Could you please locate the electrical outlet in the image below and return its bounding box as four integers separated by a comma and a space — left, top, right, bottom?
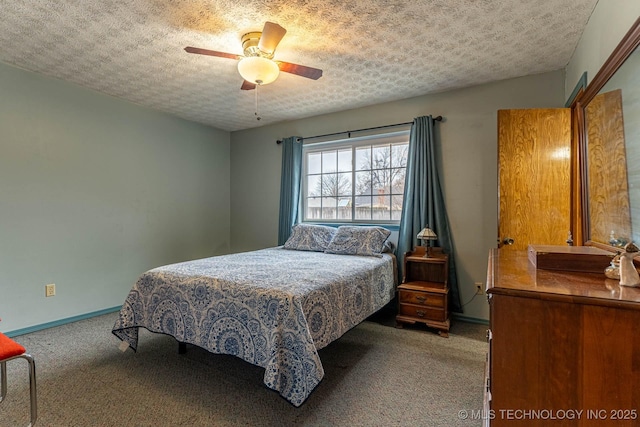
475, 282, 484, 295
45, 283, 56, 297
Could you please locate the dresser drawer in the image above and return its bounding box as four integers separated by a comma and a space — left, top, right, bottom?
399, 289, 445, 308
398, 303, 446, 322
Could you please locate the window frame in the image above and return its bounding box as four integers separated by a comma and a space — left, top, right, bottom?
301, 129, 410, 225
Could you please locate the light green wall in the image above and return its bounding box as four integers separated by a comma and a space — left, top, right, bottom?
230, 70, 565, 321
5, 1, 626, 330
565, 0, 640, 99
0, 62, 231, 333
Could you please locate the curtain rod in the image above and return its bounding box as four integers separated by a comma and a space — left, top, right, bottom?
276, 116, 443, 144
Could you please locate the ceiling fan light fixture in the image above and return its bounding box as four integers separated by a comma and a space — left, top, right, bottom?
237, 56, 280, 85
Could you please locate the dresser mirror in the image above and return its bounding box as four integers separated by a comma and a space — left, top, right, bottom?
579, 18, 640, 249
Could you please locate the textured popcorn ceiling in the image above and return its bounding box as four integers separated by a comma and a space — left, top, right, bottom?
0, 0, 598, 132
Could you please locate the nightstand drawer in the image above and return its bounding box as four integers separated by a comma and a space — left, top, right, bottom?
398, 289, 445, 308
398, 303, 447, 322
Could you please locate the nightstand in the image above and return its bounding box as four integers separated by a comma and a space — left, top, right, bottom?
395, 246, 450, 337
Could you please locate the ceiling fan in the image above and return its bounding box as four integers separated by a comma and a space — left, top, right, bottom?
185, 22, 323, 90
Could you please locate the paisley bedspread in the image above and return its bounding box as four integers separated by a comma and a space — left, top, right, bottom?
111, 247, 396, 406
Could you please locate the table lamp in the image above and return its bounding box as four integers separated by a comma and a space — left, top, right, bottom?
417, 227, 437, 257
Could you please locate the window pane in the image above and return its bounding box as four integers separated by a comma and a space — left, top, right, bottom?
308, 152, 322, 174
337, 198, 352, 220
337, 172, 352, 196
337, 149, 352, 172
355, 147, 371, 171
372, 169, 390, 195
392, 195, 404, 220
355, 171, 372, 195
306, 197, 322, 220
321, 197, 337, 219
373, 195, 391, 220
355, 196, 372, 220
322, 151, 337, 173
390, 168, 405, 194
392, 143, 409, 168
372, 145, 390, 170
321, 173, 334, 197
307, 175, 321, 197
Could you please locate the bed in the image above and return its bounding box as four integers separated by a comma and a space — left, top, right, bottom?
112, 225, 396, 406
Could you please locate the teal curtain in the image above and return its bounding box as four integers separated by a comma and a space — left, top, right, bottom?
397, 116, 462, 312
278, 136, 303, 245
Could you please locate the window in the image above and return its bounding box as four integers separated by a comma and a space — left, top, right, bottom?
302, 131, 409, 223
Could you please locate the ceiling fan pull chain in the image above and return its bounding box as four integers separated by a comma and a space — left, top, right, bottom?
255, 84, 261, 121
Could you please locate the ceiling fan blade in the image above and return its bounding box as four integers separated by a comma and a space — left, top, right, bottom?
184, 46, 241, 60
241, 80, 257, 91
258, 22, 287, 55
277, 61, 323, 80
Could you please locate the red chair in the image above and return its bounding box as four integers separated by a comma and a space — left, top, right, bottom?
0, 332, 37, 426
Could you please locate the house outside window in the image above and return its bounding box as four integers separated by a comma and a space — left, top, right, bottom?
302, 130, 409, 224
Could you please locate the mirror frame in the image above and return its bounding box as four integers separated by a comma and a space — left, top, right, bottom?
575, 17, 640, 251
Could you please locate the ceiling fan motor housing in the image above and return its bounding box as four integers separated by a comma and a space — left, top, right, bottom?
241, 32, 273, 58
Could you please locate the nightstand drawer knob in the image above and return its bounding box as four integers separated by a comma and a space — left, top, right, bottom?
416, 296, 427, 303
416, 310, 426, 318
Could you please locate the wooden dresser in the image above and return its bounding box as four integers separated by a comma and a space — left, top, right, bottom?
396, 246, 450, 337
485, 248, 640, 426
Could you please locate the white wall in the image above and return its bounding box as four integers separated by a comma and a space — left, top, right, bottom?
565, 1, 640, 98
0, 62, 231, 333
230, 70, 565, 322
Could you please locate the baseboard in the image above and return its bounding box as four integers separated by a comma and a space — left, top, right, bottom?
5, 306, 122, 338
452, 313, 489, 325
5, 306, 486, 337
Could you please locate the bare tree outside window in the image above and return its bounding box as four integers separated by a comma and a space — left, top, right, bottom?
314, 173, 352, 197
356, 145, 408, 206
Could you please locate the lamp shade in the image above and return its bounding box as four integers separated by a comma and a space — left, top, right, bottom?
417, 227, 437, 240
237, 56, 280, 85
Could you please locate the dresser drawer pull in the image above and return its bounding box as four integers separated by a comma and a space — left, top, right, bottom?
416, 296, 427, 303
416, 310, 426, 317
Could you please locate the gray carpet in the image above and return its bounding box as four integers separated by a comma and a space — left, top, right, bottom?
2, 312, 486, 426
